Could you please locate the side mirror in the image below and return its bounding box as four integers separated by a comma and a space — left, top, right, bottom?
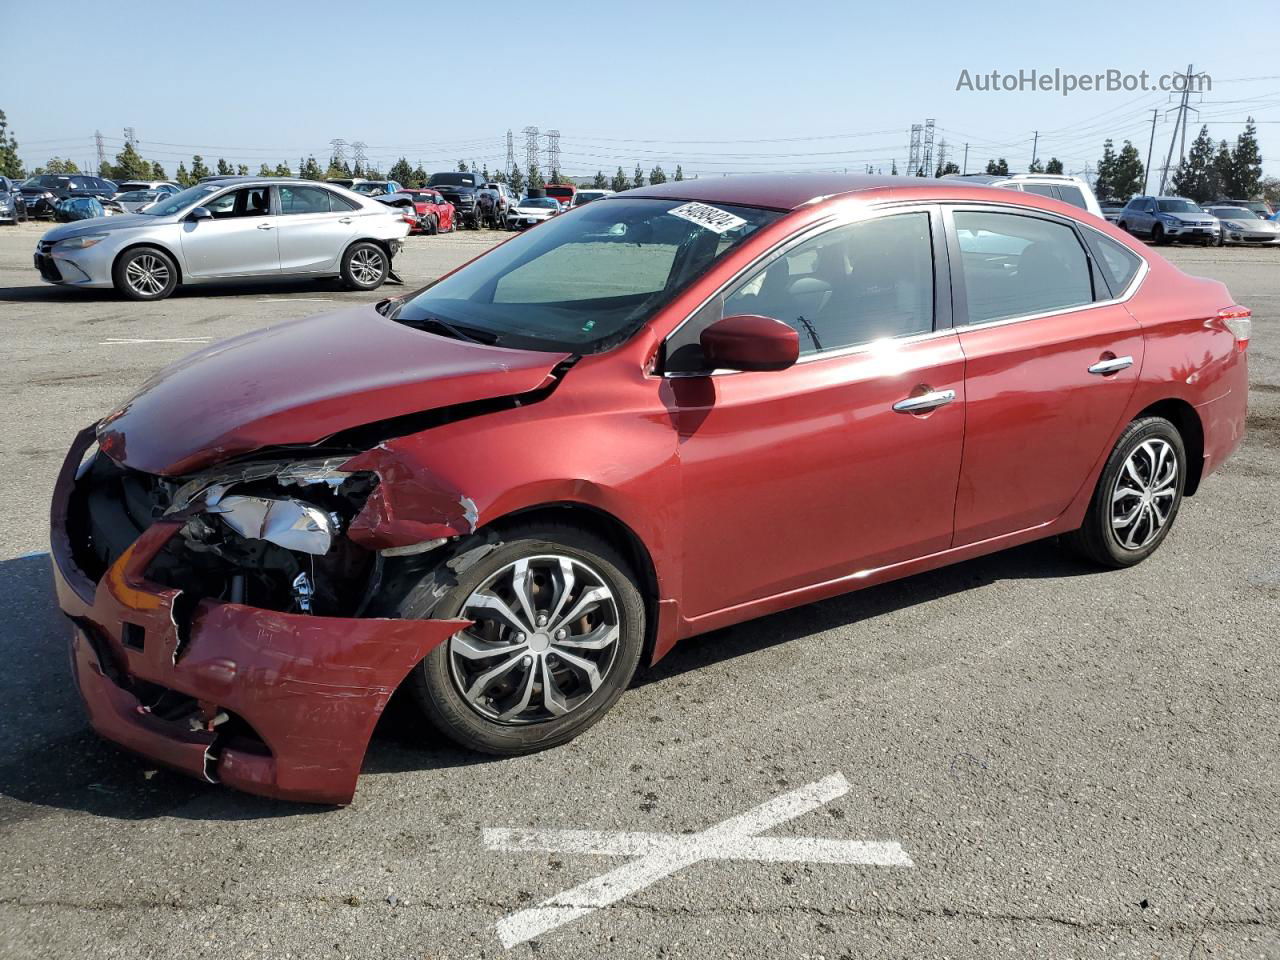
699, 314, 800, 373
188, 206, 213, 221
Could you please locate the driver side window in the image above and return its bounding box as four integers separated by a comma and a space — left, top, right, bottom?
207, 187, 272, 219
725, 213, 934, 357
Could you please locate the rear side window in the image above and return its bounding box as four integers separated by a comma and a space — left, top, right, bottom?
954, 211, 1094, 323
1055, 185, 1089, 210
1090, 233, 1143, 295
278, 185, 333, 215
721, 211, 935, 358
1021, 184, 1057, 199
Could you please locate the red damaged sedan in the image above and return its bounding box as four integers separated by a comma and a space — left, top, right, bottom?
402, 188, 455, 234
51, 175, 1249, 804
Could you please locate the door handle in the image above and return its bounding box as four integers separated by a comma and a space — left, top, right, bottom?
256, 222, 274, 230
338, 217, 353, 224
1087, 355, 1133, 375
893, 389, 957, 414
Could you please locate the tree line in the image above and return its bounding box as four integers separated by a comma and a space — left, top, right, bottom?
1, 108, 1272, 206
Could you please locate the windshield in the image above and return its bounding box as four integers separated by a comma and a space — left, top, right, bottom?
143, 183, 222, 217
352, 182, 385, 195
1157, 199, 1201, 213
519, 197, 560, 209
429, 173, 479, 187
1211, 207, 1258, 220
119, 190, 158, 201
394, 198, 780, 353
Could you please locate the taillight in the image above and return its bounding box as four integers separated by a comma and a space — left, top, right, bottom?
1218, 305, 1251, 351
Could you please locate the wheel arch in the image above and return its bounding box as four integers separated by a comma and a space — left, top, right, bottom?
1135, 397, 1205, 495
344, 236, 395, 264
486, 501, 663, 666
112, 241, 184, 286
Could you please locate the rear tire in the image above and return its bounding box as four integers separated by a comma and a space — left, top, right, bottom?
340, 241, 389, 291
383, 523, 646, 755
1117, 220, 1129, 233
1063, 416, 1186, 568
112, 246, 179, 301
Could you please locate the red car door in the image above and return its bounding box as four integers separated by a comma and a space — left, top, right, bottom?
947, 207, 1145, 545
665, 208, 967, 619
432, 193, 453, 231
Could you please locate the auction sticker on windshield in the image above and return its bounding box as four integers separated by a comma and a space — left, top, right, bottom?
668, 201, 748, 234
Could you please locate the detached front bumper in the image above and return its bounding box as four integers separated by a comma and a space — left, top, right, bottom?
51, 426, 465, 805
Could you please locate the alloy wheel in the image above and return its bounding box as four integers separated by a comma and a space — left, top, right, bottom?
1110, 438, 1178, 550
125, 254, 170, 297
349, 247, 385, 285
448, 555, 621, 724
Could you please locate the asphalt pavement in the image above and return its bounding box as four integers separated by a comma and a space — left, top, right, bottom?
0, 220, 1277, 959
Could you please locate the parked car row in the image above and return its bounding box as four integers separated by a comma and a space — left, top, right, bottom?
1114, 195, 1279, 246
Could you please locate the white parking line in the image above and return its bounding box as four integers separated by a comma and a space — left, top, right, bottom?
98, 337, 213, 345
256, 297, 334, 302
486, 772, 911, 948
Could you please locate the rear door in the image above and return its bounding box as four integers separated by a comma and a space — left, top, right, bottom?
667, 206, 967, 617
274, 185, 360, 273
179, 185, 280, 278
946, 206, 1144, 545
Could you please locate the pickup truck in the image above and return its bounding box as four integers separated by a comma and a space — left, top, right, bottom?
426, 172, 486, 229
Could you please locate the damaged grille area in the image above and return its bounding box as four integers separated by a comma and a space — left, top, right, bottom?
67, 450, 385, 617
67, 452, 172, 581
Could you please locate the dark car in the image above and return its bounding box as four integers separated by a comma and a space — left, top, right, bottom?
426, 171, 486, 229
0, 175, 29, 223
1099, 202, 1127, 224
19, 174, 117, 219
51, 175, 1249, 805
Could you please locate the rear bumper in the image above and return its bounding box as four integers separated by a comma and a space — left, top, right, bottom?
51, 426, 465, 805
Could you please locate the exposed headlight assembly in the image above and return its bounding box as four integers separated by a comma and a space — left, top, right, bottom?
167, 457, 361, 557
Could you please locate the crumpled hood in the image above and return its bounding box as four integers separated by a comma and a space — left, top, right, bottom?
98, 303, 571, 476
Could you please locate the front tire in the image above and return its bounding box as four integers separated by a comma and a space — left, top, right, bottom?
112, 246, 179, 301
340, 241, 389, 291
426, 214, 438, 236
1063, 416, 1186, 568
387, 524, 646, 755
1151, 224, 1167, 245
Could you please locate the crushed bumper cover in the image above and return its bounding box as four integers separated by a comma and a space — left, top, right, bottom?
52, 426, 466, 805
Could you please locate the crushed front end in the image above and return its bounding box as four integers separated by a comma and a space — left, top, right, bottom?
50, 425, 465, 805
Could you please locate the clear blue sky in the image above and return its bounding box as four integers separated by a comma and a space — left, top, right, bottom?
3, 0, 1276, 181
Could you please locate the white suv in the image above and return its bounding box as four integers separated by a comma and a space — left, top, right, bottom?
944, 172, 1103, 218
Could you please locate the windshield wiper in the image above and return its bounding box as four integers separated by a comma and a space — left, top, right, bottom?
397, 311, 498, 345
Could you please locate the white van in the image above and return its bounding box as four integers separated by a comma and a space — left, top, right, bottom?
943, 172, 1103, 219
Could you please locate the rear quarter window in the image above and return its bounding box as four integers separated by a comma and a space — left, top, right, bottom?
1089, 233, 1144, 295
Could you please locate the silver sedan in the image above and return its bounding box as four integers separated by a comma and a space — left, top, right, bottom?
34, 178, 411, 300
1206, 206, 1280, 245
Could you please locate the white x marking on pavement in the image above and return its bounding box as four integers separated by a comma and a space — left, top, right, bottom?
484, 772, 912, 948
